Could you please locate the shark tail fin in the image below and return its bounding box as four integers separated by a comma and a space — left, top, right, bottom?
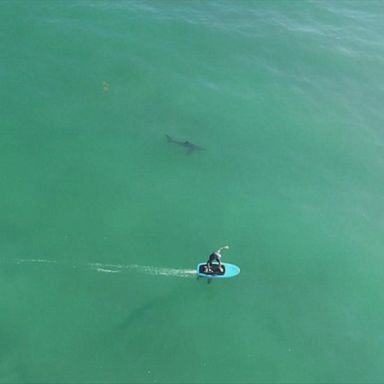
166, 134, 173, 143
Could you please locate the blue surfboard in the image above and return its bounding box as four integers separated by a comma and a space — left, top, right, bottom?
196, 262, 240, 279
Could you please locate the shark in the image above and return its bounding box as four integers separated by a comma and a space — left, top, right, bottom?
166, 134, 205, 153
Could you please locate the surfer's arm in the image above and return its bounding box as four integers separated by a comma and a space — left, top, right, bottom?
216, 245, 229, 253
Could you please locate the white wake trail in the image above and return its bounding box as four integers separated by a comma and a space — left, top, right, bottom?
17, 259, 58, 264
2, 258, 197, 279
88, 262, 196, 278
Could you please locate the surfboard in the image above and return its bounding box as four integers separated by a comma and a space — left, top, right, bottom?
196, 262, 240, 279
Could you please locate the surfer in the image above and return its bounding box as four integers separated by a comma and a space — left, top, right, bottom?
204, 245, 229, 274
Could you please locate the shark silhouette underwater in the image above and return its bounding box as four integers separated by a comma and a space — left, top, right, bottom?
166, 134, 205, 154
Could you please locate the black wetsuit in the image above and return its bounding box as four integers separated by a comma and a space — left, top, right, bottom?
207, 252, 221, 267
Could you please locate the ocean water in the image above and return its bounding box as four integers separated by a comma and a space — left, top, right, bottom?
1, 1, 384, 382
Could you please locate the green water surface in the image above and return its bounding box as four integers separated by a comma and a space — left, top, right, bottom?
1, 1, 384, 383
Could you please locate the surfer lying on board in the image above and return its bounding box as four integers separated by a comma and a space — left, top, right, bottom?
204, 245, 229, 273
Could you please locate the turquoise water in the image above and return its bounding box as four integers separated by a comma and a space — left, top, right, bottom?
1, 1, 384, 382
